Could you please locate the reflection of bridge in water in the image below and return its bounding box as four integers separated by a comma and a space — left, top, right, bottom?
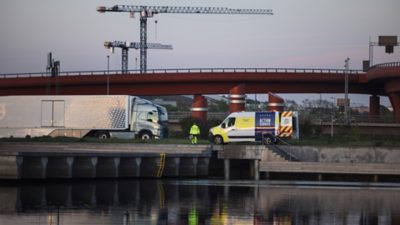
1, 180, 400, 224
1, 62, 400, 122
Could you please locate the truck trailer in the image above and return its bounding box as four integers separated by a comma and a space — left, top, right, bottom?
0, 95, 168, 139
209, 111, 299, 144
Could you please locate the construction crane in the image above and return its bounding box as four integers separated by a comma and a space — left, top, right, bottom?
97, 5, 273, 73
104, 41, 173, 72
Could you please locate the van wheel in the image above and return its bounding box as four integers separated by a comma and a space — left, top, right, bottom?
263, 137, 272, 145
97, 131, 110, 139
262, 134, 275, 145
139, 131, 152, 140
213, 135, 224, 145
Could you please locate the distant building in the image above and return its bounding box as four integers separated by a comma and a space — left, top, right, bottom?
352, 105, 369, 114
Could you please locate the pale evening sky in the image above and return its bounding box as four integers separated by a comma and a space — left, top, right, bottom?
0, 0, 399, 106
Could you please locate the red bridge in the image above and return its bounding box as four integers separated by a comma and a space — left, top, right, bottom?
1, 62, 400, 122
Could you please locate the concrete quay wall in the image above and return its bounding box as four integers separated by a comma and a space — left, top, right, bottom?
0, 143, 211, 179
280, 146, 400, 163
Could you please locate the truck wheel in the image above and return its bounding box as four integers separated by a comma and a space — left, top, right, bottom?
139, 131, 152, 140
97, 131, 110, 139
213, 135, 223, 145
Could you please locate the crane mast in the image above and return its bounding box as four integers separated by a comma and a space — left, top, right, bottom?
104, 41, 172, 72
97, 5, 273, 73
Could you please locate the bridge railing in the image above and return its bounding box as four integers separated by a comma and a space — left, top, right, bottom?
370, 62, 400, 69
0, 67, 363, 79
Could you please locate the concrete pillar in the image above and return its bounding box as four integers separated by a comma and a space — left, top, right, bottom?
140, 157, 159, 177
197, 158, 210, 177
91, 157, 98, 178
67, 157, 73, 178
173, 158, 180, 177
20, 157, 48, 179
267, 92, 284, 111
229, 84, 246, 112
41, 157, 48, 179
254, 160, 260, 181
163, 157, 180, 177
224, 159, 230, 180
179, 157, 198, 177
389, 93, 400, 123
369, 95, 380, 122
135, 158, 142, 177
96, 157, 120, 178
119, 157, 142, 177
191, 94, 208, 122
47, 157, 74, 178
72, 157, 97, 178
16, 157, 23, 179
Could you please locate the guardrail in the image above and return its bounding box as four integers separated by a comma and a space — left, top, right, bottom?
0, 67, 364, 79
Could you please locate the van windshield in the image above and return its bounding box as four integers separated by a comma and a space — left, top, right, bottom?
222, 117, 235, 128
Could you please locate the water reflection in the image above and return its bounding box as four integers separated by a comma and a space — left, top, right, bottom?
0, 180, 399, 225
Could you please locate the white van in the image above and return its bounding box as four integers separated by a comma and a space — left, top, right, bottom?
209, 111, 299, 144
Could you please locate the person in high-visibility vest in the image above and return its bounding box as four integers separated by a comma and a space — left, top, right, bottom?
189, 123, 201, 144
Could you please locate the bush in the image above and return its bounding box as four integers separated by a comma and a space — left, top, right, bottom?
299, 118, 322, 139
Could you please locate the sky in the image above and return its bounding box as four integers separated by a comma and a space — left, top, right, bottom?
0, 0, 399, 106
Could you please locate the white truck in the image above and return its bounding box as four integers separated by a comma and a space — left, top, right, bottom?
209, 111, 299, 144
0, 95, 168, 139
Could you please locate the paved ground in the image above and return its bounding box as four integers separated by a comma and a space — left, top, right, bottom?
0, 142, 212, 156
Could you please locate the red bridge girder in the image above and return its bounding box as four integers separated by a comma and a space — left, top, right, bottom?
0, 72, 376, 96
1, 66, 400, 122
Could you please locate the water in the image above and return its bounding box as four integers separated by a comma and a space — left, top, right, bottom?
0, 180, 400, 225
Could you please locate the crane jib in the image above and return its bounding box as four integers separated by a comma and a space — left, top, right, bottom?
100, 5, 273, 15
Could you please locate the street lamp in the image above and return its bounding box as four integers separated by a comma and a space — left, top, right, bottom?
330, 97, 336, 138
107, 55, 110, 95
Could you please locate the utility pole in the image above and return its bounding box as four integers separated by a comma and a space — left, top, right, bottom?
344, 58, 350, 123
107, 55, 110, 95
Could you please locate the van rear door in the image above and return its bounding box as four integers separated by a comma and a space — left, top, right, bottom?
255, 112, 277, 141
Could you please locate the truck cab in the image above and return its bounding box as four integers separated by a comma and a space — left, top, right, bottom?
129, 97, 168, 140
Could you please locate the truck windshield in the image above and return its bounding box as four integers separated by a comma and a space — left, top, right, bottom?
157, 106, 168, 122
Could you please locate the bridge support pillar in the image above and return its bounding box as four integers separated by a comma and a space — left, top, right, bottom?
229, 84, 246, 112
369, 95, 380, 121
267, 92, 284, 111
191, 94, 208, 122
389, 93, 400, 123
